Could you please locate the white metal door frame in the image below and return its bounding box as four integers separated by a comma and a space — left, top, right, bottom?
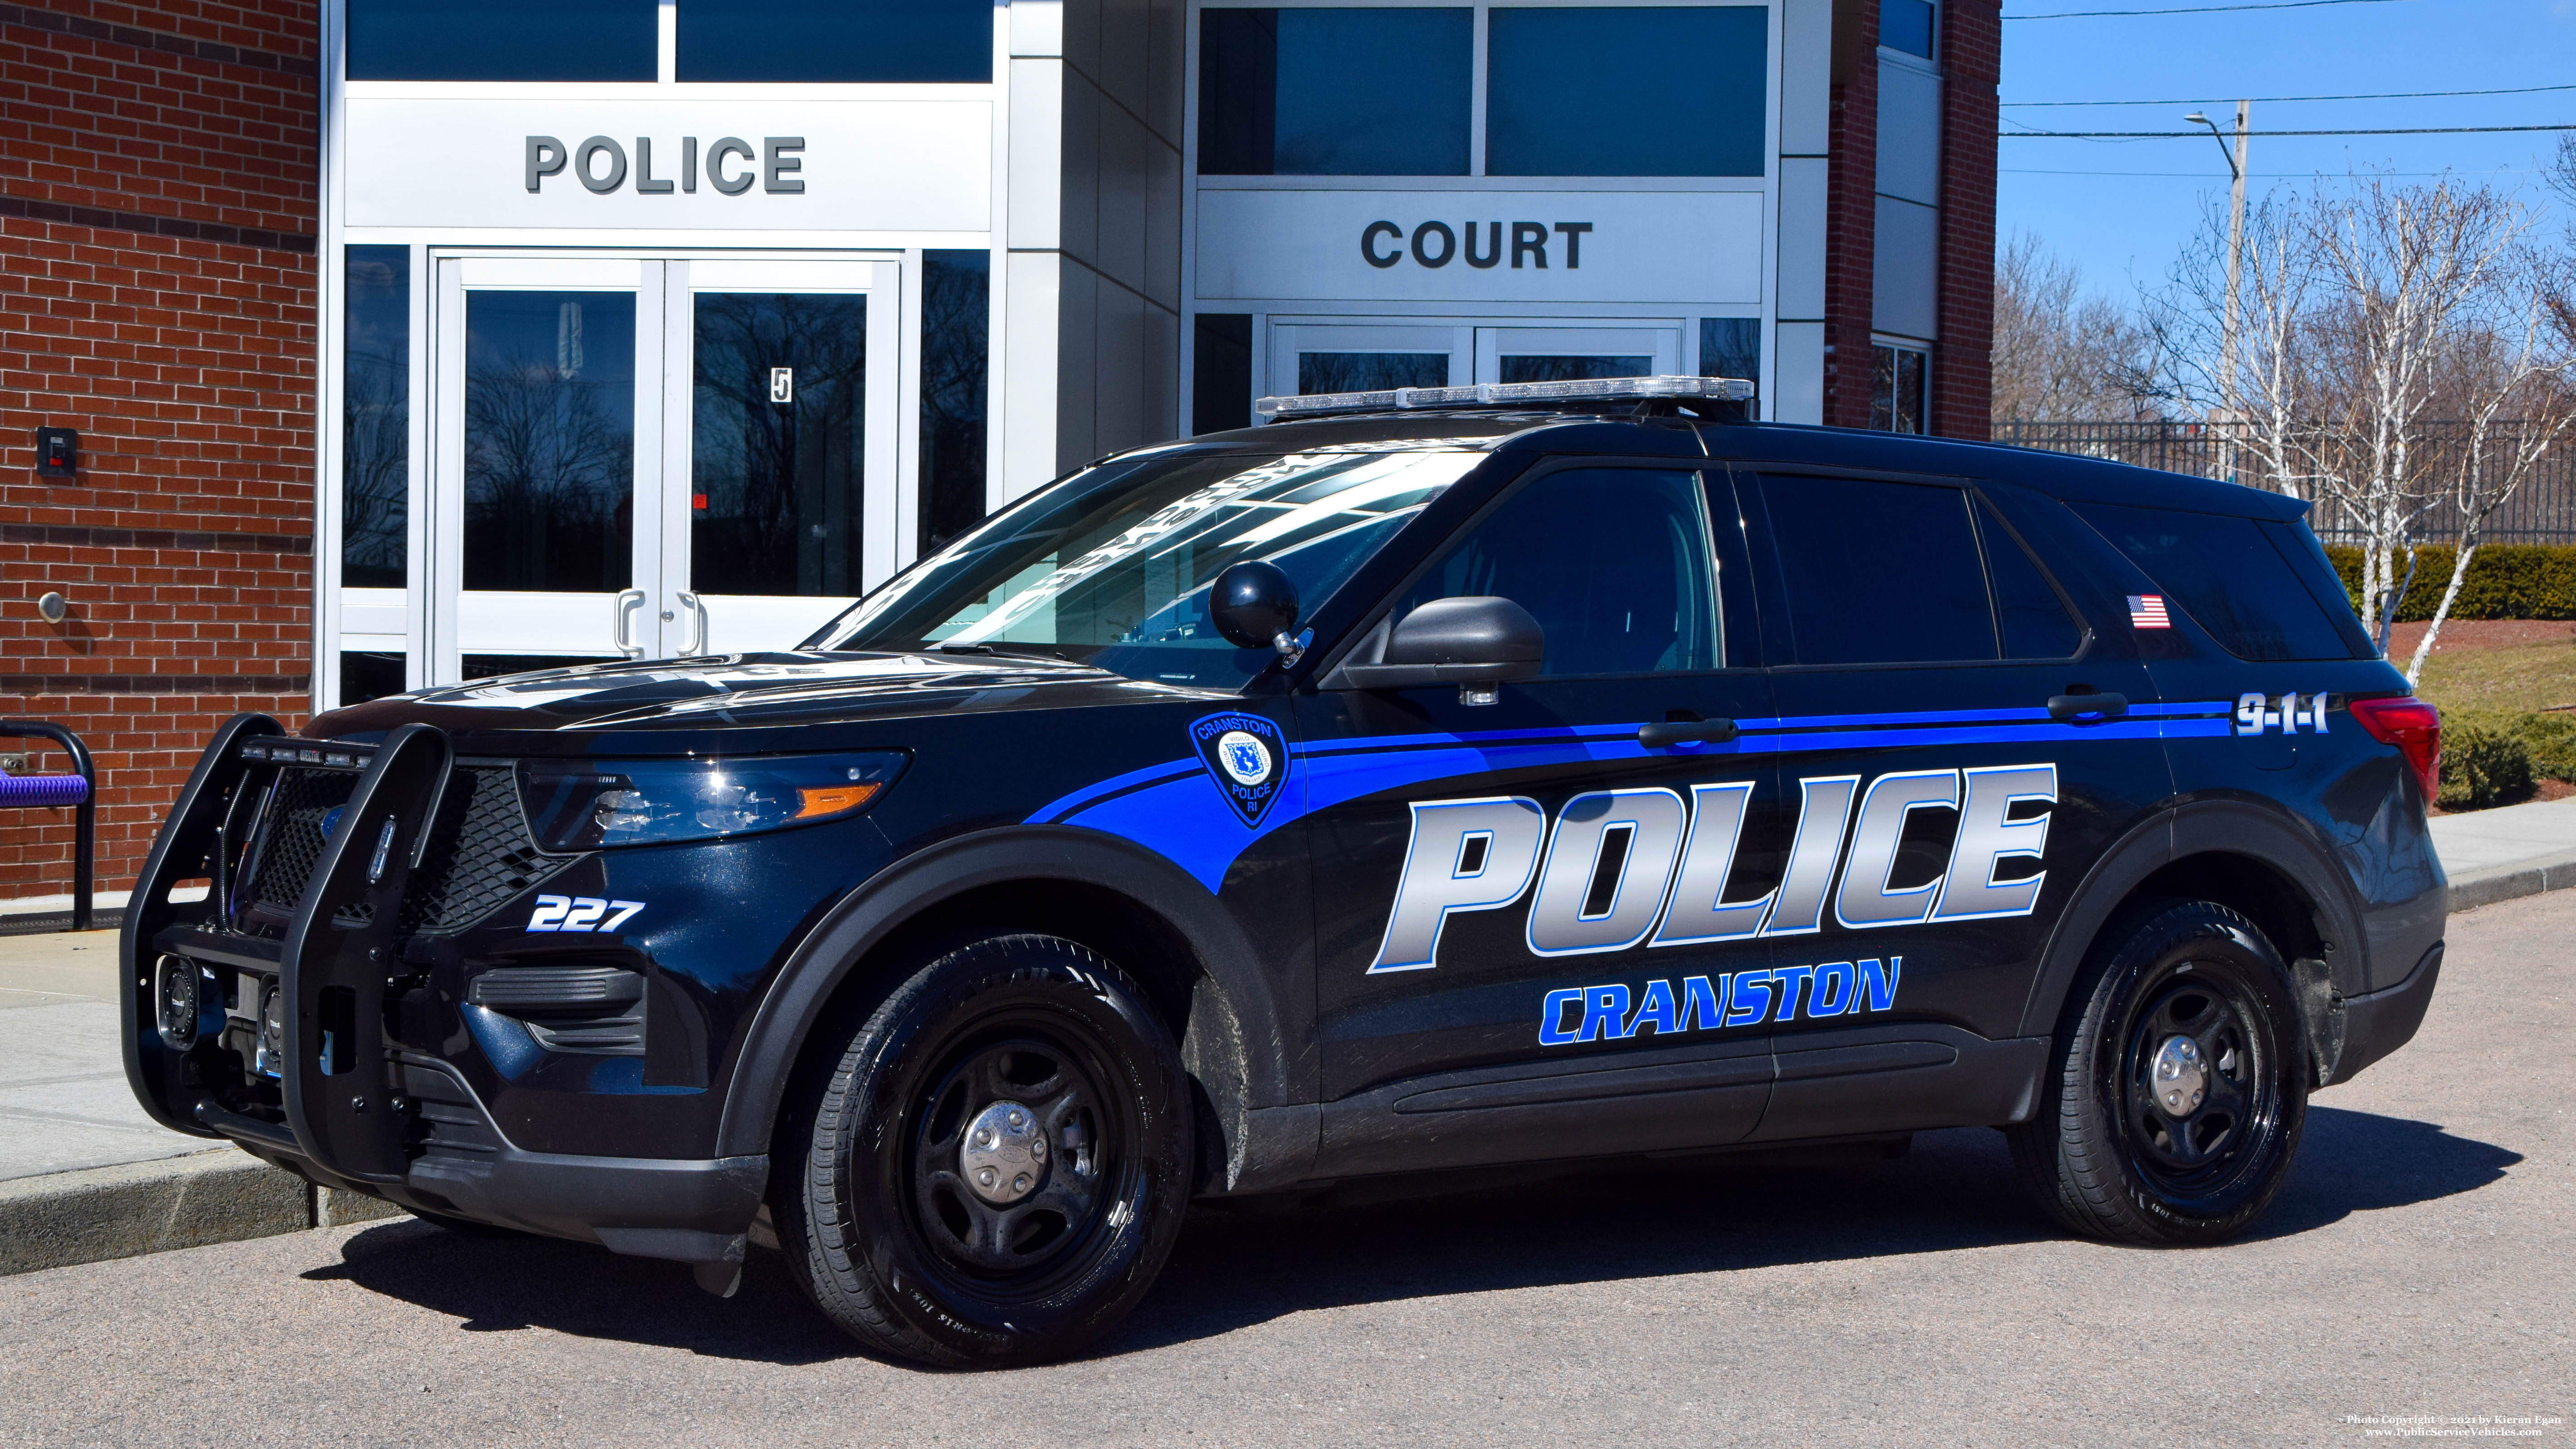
420, 248, 906, 685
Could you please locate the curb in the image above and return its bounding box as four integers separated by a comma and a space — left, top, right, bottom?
0, 1148, 408, 1278
2446, 848, 2576, 913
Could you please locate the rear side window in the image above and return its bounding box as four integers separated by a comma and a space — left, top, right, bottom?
2077, 503, 2364, 661
2260, 519, 2377, 657
1755, 475, 1997, 665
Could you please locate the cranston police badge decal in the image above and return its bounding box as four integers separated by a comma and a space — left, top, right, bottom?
1190, 711, 1288, 828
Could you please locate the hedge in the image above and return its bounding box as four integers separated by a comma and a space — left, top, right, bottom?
2325, 544, 2576, 621
2437, 710, 2576, 810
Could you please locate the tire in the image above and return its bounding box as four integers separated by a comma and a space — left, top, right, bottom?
2009, 900, 2310, 1246
774, 934, 1194, 1368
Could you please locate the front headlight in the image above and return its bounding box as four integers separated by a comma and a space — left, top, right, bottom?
518, 751, 908, 852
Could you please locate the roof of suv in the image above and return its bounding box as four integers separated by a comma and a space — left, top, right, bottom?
1179, 411, 2308, 523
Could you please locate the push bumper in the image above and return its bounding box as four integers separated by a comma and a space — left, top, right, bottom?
2327, 941, 2442, 1087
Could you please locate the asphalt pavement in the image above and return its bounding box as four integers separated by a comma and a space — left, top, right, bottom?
1, 891, 2567, 1446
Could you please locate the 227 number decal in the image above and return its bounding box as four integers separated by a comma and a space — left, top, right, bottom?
526, 895, 646, 933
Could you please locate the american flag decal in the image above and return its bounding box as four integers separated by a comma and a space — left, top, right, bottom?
2127, 594, 2172, 629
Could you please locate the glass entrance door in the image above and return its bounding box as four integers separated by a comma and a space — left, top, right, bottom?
432, 256, 659, 679
1263, 319, 1686, 400
667, 260, 900, 655
1268, 322, 1469, 395
1474, 325, 1683, 383
425, 256, 899, 683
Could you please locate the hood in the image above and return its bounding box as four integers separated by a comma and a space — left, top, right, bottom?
308, 651, 1228, 743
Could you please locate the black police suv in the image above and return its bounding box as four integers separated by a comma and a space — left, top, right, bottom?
123, 377, 2447, 1367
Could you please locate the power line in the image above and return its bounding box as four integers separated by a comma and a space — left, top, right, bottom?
2002, 123, 2576, 138
2003, 83, 2576, 108
2007, 0, 2411, 17
2002, 166, 2545, 177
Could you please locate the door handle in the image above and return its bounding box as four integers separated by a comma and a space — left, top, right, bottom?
2048, 691, 2129, 722
676, 592, 707, 656
1639, 718, 1739, 749
611, 588, 646, 659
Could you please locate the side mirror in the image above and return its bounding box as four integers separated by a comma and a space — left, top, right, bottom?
1332, 596, 1545, 690
1209, 561, 1302, 657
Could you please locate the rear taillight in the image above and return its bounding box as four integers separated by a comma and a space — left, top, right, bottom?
2349, 695, 2442, 801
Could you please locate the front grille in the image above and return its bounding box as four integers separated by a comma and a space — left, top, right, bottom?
401, 764, 574, 936
232, 754, 574, 939
245, 769, 361, 920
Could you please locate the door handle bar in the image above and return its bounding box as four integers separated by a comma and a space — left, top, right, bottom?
2048, 692, 2129, 722
677, 592, 707, 656
611, 588, 646, 659
1638, 718, 1740, 749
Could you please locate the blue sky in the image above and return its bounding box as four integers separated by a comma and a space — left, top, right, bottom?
1995, 0, 2576, 309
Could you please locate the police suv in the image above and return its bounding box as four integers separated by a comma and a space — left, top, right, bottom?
123, 377, 2447, 1367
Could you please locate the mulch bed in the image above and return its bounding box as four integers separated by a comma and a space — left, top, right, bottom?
2383, 619, 2576, 657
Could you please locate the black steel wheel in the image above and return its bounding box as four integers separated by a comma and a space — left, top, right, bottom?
2009, 900, 2309, 1245
775, 934, 1193, 1367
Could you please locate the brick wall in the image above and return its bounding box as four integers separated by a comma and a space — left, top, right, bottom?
1820, 0, 1880, 431
0, 0, 317, 905
1931, 0, 1998, 438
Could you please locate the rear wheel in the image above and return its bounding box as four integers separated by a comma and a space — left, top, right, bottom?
775, 934, 1193, 1367
2010, 901, 2308, 1245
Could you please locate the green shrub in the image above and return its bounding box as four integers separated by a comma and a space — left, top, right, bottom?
2507, 711, 2576, 784
2326, 544, 2576, 621
2438, 714, 2537, 810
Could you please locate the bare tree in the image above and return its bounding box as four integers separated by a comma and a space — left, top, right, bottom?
2309, 176, 2533, 645
2401, 249, 2576, 683
1990, 233, 2161, 421
2140, 191, 2333, 499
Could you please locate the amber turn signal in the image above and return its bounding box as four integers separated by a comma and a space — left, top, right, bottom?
795, 783, 883, 819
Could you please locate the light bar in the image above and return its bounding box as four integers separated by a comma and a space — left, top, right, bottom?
1253, 374, 1756, 421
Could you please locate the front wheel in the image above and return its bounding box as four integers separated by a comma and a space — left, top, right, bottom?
775, 934, 1194, 1367
2009, 901, 2309, 1245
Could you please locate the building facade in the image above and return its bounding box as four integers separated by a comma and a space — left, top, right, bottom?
0, 0, 1996, 907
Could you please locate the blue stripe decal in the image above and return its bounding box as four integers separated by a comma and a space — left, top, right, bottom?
1027, 759, 1205, 824
1036, 704, 2195, 893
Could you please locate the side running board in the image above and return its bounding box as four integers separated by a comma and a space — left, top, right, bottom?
278, 722, 453, 1184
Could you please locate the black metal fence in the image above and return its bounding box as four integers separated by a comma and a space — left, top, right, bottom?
1989, 419, 2576, 545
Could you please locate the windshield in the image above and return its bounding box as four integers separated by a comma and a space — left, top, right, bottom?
806, 444, 1490, 688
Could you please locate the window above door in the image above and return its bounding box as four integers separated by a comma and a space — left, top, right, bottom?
345, 0, 994, 83
1195, 3, 1773, 180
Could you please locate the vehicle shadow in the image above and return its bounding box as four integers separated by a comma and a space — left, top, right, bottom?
305, 1104, 2516, 1366
1107, 1104, 2519, 1355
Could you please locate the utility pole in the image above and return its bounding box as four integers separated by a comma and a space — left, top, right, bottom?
2188, 102, 2253, 405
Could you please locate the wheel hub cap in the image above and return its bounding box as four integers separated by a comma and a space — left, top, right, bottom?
2151, 1035, 2208, 1117
960, 1100, 1049, 1204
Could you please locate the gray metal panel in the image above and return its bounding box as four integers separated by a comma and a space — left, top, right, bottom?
1872, 195, 1940, 340
1874, 59, 1943, 207
1777, 156, 1828, 321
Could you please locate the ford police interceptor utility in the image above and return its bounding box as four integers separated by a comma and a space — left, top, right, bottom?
122, 376, 2448, 1367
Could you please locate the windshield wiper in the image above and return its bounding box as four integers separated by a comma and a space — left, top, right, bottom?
934, 642, 1076, 663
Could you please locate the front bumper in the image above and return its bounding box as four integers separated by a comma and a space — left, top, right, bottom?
2328, 940, 2442, 1087
208, 1063, 767, 1266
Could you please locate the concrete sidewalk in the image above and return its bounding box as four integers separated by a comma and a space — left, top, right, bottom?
0, 930, 396, 1274
2426, 794, 2576, 910
5, 790, 2575, 1274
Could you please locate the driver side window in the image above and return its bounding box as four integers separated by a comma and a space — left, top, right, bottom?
1393, 467, 1721, 676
